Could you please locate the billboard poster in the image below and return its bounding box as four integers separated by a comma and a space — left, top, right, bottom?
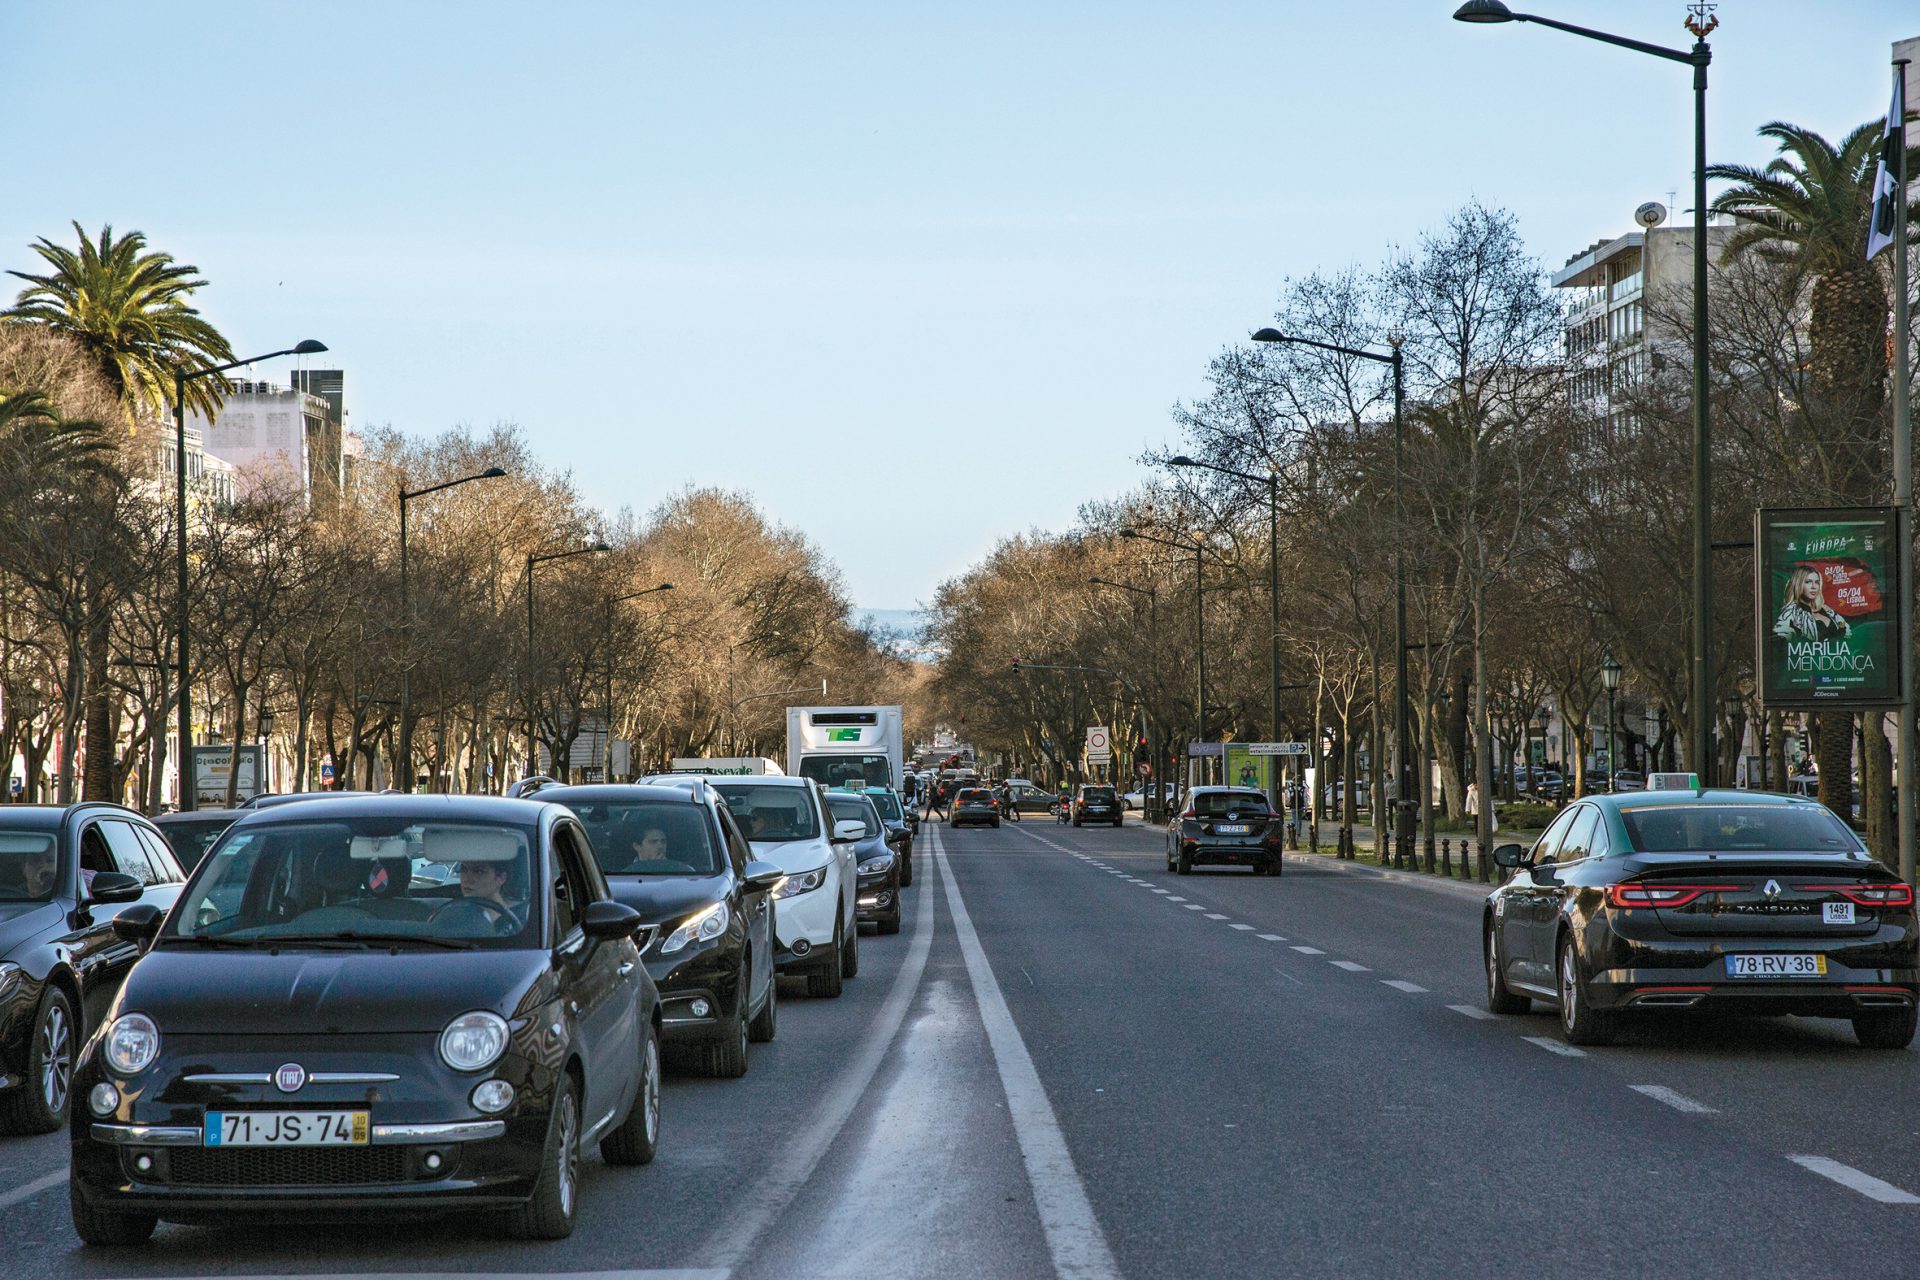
192, 744, 265, 805
1223, 743, 1274, 795
1756, 507, 1902, 708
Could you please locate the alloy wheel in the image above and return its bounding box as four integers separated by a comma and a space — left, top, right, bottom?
555, 1088, 579, 1218
642, 1034, 661, 1146
1560, 945, 1578, 1029
39, 1001, 71, 1116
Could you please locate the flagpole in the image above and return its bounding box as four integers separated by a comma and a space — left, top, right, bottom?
1894, 58, 1914, 884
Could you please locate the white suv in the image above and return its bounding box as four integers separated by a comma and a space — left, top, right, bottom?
668, 774, 861, 997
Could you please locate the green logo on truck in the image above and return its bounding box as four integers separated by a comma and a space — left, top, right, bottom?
827, 728, 861, 742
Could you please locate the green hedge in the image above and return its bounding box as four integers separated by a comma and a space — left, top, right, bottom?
1493, 802, 1557, 830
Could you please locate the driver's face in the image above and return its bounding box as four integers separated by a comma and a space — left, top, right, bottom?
22, 848, 54, 896
636, 829, 669, 858
459, 861, 509, 903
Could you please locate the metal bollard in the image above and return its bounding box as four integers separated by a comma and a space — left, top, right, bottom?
1440, 837, 1452, 877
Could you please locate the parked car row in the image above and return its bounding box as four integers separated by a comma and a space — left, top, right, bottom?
0, 770, 923, 1247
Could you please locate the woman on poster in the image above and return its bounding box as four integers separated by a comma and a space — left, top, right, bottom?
1772, 565, 1851, 643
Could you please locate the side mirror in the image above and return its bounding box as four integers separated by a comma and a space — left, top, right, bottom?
111, 902, 165, 945
89, 871, 145, 905
581, 900, 644, 941
742, 860, 786, 893
1490, 843, 1525, 869
831, 819, 865, 844
1527, 862, 1559, 886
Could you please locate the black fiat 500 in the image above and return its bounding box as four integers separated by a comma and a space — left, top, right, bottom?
68, 795, 661, 1246
541, 782, 782, 1079
1166, 787, 1285, 876
1485, 791, 1918, 1048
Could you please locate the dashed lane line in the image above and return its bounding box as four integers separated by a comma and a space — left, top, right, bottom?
1203, 912, 1229, 920
1291, 945, 1326, 955
1381, 979, 1428, 993
1329, 960, 1370, 972
1522, 1036, 1586, 1058
1184, 904, 1207, 911
1448, 1005, 1496, 1020
1257, 933, 1286, 942
1789, 1156, 1920, 1204
1228, 924, 1255, 931
1629, 1085, 1716, 1114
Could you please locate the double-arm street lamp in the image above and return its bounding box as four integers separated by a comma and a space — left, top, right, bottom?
524, 542, 611, 777
174, 339, 327, 811
398, 466, 508, 792
604, 583, 674, 781
1250, 326, 1414, 865
1118, 527, 1217, 786
1455, 0, 1717, 786
1088, 577, 1165, 820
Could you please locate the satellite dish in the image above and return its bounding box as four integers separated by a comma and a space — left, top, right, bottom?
1635, 202, 1668, 228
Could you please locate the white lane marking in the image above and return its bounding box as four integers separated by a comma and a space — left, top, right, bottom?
1329, 960, 1370, 972
935, 830, 1123, 1278
1789, 1156, 1920, 1204
97, 1272, 729, 1280
1166, 896, 1188, 902
1203, 913, 1229, 920
703, 836, 936, 1271
1228, 923, 1255, 932
1184, 904, 1207, 911
1257, 934, 1287, 942
1522, 1036, 1586, 1058
1629, 1085, 1716, 1114
1448, 1004, 1496, 1020
1153, 889, 1172, 895
1382, 979, 1428, 993
1291, 945, 1326, 955
0, 1168, 63, 1212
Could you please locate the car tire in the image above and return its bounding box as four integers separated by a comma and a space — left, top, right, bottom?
991, 819, 1001, 828
841, 912, 860, 978
807, 919, 846, 998
0, 987, 74, 1136
69, 1179, 156, 1247
879, 901, 903, 936
1852, 1007, 1917, 1050
748, 967, 778, 1042
898, 851, 914, 887
509, 1075, 581, 1239
1484, 928, 1529, 1015
1557, 935, 1615, 1046
699, 1006, 750, 1079
1176, 850, 1193, 876
601, 1026, 663, 1165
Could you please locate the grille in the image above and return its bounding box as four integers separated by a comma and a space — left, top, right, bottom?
162, 1145, 411, 1187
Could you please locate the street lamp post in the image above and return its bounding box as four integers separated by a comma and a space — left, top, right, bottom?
1252, 326, 1412, 865
1089, 576, 1163, 821
173, 339, 327, 811
1119, 527, 1214, 788
524, 542, 611, 779
1601, 652, 1623, 794
604, 584, 674, 781
398, 467, 507, 792
1455, 0, 1716, 786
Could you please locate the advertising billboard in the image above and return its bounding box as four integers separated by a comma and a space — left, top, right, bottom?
191, 744, 265, 805
1755, 507, 1902, 708
1223, 743, 1274, 795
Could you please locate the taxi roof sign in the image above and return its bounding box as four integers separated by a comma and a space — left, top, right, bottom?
1647, 772, 1701, 791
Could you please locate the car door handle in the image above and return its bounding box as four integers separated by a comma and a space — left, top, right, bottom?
617, 962, 635, 976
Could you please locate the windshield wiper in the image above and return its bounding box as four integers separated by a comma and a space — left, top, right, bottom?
166, 933, 269, 948
260, 931, 478, 951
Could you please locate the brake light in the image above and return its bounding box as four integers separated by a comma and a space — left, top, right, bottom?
1804, 883, 1916, 908
1605, 883, 1738, 909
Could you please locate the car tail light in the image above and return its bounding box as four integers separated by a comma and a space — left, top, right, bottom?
1605, 883, 1738, 909
1804, 883, 1916, 908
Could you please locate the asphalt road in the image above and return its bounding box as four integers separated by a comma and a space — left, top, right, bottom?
5, 816, 1920, 1278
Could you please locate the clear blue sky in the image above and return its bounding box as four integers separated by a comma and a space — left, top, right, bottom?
4, 2, 1912, 610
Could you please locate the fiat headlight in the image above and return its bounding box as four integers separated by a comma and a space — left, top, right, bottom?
439, 1011, 509, 1072
104, 1013, 161, 1075
774, 867, 827, 899
659, 902, 730, 955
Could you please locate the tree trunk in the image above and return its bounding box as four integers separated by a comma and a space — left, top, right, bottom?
1816, 709, 1854, 826
1862, 712, 1893, 865
81, 616, 113, 801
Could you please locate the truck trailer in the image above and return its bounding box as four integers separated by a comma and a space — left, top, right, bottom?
786, 705, 903, 792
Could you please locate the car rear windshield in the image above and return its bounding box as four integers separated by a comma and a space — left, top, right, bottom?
556, 799, 721, 875
868, 791, 902, 820
1621, 804, 1862, 854
957, 789, 993, 803
825, 794, 882, 837
712, 783, 820, 842
1190, 792, 1271, 818
1082, 787, 1116, 801
0, 832, 58, 902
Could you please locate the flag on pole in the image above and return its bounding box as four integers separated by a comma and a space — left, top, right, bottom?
1867, 64, 1906, 261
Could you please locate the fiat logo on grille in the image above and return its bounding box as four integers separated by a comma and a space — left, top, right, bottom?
274, 1062, 307, 1094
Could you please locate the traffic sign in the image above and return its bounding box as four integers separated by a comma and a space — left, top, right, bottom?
1085, 726, 1111, 762
319, 756, 336, 783
1135, 761, 1152, 778
1248, 742, 1308, 756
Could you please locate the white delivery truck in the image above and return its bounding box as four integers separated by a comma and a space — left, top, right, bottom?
786, 706, 904, 792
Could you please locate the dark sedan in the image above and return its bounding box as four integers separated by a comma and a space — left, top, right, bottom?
1484, 790, 1917, 1048
1166, 787, 1284, 876
0, 804, 185, 1134
1072, 784, 1123, 828
862, 787, 916, 886
826, 792, 902, 936
542, 783, 782, 1079
69, 795, 660, 1245
949, 788, 1001, 829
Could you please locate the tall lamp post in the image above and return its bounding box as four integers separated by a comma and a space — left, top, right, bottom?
1455, 0, 1717, 785
1252, 325, 1412, 865
1169, 455, 1285, 805
604, 583, 674, 781
1089, 576, 1163, 821
524, 543, 611, 778
1601, 652, 1623, 793
399, 466, 508, 792
1119, 527, 1215, 787
173, 339, 327, 811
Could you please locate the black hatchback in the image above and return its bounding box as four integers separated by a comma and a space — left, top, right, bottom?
69, 796, 661, 1245
1166, 787, 1284, 876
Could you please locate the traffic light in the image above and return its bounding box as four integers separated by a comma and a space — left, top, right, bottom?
1011, 658, 1021, 672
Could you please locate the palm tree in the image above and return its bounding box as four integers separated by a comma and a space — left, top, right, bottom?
3, 222, 235, 428
0, 388, 117, 496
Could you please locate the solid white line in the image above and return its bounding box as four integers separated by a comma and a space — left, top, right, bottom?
1381, 979, 1428, 993
1522, 1036, 1586, 1058
1228, 923, 1255, 931
1329, 960, 1370, 972
1629, 1085, 1716, 1114
1203, 913, 1229, 920
102, 1273, 730, 1280
935, 831, 1122, 1279
1257, 933, 1287, 942
0, 1168, 63, 1212
1291, 945, 1326, 955
1447, 1004, 1496, 1020
702, 838, 936, 1271
1789, 1156, 1920, 1204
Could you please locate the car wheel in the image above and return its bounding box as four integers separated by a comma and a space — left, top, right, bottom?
1176, 850, 1193, 876
601, 1025, 663, 1165
701, 1006, 750, 1079
1852, 1006, 1917, 1050
509, 1074, 581, 1238
748, 967, 778, 1042
991, 819, 1001, 827
1484, 928, 1529, 1015
841, 911, 860, 978
898, 850, 914, 887
69, 1178, 156, 1247
879, 895, 903, 935
1557, 935, 1615, 1046
0, 987, 74, 1135
807, 918, 845, 998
